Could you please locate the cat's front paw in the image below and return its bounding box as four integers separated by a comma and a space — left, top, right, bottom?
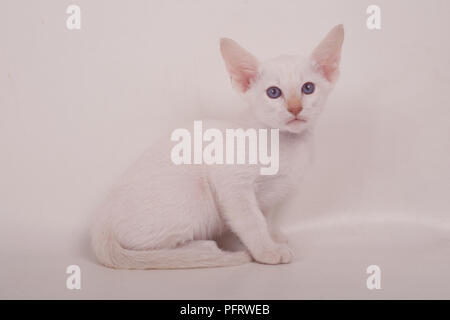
252, 244, 293, 265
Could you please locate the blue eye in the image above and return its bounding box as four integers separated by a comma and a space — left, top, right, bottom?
266, 86, 282, 99
302, 82, 315, 95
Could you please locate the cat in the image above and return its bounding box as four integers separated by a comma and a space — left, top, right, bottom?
91, 25, 344, 269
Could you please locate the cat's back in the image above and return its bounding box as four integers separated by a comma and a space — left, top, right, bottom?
111, 117, 264, 195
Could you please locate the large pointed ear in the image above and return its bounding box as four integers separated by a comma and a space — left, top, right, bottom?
220, 38, 259, 93
311, 24, 344, 83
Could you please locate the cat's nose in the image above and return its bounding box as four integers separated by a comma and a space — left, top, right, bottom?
287, 94, 303, 116
288, 105, 303, 116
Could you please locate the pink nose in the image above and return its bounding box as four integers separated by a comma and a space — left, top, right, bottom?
288, 105, 303, 116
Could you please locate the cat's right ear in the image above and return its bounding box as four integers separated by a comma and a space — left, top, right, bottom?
220, 38, 259, 93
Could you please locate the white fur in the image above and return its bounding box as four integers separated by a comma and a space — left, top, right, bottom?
91, 25, 344, 269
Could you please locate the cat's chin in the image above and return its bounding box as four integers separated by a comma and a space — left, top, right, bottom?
282, 119, 308, 134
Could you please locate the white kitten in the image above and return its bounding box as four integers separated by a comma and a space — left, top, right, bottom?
91, 25, 344, 269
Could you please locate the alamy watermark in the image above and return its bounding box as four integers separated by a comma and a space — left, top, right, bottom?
170, 121, 279, 175
66, 5, 81, 30
66, 265, 81, 290
367, 5, 381, 30
366, 265, 382, 290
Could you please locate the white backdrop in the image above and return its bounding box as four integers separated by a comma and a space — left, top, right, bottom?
1, 0, 449, 299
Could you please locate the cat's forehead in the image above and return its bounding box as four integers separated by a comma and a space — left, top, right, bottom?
259, 54, 312, 80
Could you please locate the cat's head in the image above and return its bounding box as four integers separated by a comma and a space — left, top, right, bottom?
220, 25, 344, 134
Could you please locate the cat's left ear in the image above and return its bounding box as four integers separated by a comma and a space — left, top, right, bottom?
311, 24, 344, 83
220, 38, 259, 93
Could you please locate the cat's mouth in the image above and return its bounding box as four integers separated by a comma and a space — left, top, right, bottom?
286, 118, 307, 125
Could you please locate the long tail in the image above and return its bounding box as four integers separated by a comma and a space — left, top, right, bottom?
91, 223, 252, 270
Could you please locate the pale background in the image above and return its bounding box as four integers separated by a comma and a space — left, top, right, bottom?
0, 0, 449, 299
